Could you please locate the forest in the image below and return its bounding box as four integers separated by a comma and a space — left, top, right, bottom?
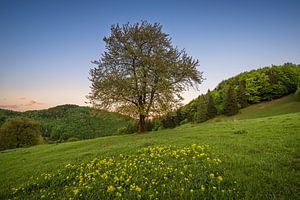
155, 63, 300, 129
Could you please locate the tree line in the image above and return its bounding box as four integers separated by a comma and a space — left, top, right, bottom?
127, 63, 300, 131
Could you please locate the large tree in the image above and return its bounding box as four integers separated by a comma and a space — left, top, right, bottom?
88, 21, 203, 132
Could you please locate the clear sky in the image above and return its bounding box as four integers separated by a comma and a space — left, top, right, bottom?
0, 0, 300, 111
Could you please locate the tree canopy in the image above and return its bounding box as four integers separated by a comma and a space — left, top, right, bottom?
168, 63, 300, 126
0, 117, 42, 150
88, 21, 203, 132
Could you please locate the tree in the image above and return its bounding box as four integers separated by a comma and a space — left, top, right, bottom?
194, 94, 208, 123
206, 90, 217, 118
224, 86, 239, 116
238, 79, 248, 108
88, 21, 203, 132
0, 117, 42, 150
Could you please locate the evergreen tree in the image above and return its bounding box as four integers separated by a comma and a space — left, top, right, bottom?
238, 79, 248, 108
206, 90, 217, 118
194, 95, 208, 123
224, 86, 239, 116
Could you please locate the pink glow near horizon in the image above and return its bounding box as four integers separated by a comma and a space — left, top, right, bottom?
0, 97, 48, 112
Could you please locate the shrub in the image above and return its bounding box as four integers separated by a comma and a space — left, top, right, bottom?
0, 117, 42, 150
116, 122, 139, 135
152, 119, 163, 131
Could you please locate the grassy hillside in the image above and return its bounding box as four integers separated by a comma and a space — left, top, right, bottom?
177, 64, 300, 125
0, 105, 134, 142
214, 94, 300, 121
0, 112, 299, 199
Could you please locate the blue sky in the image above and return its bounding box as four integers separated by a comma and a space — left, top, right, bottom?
0, 0, 300, 111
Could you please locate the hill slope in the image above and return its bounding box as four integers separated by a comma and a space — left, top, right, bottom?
0, 112, 299, 199
178, 63, 300, 125
0, 105, 134, 141
214, 94, 300, 121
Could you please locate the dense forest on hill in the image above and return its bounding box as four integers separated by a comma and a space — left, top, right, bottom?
156, 63, 300, 128
0, 105, 133, 142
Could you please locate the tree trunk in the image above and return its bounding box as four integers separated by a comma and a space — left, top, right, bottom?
139, 114, 146, 133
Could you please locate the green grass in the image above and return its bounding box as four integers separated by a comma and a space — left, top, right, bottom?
9, 145, 236, 199
1, 112, 299, 199
213, 94, 300, 121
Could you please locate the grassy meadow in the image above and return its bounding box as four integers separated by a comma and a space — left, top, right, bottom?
0, 108, 299, 199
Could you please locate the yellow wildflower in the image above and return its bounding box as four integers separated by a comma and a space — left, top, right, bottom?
73, 189, 79, 196
135, 185, 142, 192
107, 185, 115, 193
217, 175, 223, 182
201, 185, 205, 192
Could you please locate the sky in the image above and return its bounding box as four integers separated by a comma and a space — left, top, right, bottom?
0, 0, 300, 111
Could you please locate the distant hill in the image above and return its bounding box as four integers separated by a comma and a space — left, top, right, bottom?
0, 105, 134, 142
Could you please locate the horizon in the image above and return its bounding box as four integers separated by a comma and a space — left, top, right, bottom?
1, 0, 300, 111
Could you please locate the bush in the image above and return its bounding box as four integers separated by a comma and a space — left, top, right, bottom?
0, 117, 42, 150
152, 119, 163, 131
116, 122, 139, 135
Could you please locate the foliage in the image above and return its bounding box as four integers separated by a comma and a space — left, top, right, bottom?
88, 21, 203, 132
175, 63, 300, 124
152, 118, 163, 131
194, 95, 208, 123
295, 84, 300, 100
224, 86, 239, 116
0, 117, 42, 150
238, 79, 248, 108
116, 121, 139, 135
206, 90, 218, 118
0, 105, 134, 142
10, 145, 238, 199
